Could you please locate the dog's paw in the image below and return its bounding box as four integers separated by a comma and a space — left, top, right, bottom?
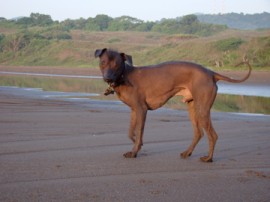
180, 151, 192, 159
200, 156, 213, 163
123, 151, 137, 158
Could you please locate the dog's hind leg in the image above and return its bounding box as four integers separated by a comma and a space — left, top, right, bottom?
181, 101, 204, 159
199, 117, 218, 162
197, 86, 218, 162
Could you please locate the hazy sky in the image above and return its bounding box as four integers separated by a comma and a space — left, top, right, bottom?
1, 0, 270, 21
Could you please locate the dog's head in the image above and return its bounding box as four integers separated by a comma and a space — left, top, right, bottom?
95, 48, 132, 84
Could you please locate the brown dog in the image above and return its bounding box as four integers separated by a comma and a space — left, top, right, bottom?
95, 48, 251, 162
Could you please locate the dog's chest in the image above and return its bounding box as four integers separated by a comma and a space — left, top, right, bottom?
114, 87, 134, 106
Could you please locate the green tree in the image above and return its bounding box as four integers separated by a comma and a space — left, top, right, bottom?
30, 13, 53, 26
152, 19, 181, 34
1, 32, 30, 52
94, 14, 112, 31
73, 18, 87, 29
61, 19, 76, 30
16, 13, 53, 27
85, 18, 100, 31
179, 14, 200, 34
135, 22, 154, 31
16, 17, 33, 26
180, 14, 199, 26
0, 33, 5, 52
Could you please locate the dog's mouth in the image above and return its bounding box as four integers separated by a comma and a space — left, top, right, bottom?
103, 64, 125, 87
103, 70, 116, 83
104, 78, 115, 84
103, 78, 117, 88
104, 78, 112, 83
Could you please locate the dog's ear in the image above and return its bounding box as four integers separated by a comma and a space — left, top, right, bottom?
120, 53, 133, 65
95, 48, 107, 58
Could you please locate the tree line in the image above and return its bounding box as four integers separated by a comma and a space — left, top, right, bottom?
1, 13, 227, 36
198, 12, 270, 30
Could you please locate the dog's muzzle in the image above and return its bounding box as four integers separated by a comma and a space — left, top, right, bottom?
103, 69, 118, 83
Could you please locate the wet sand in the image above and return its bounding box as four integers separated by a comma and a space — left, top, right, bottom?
0, 86, 270, 201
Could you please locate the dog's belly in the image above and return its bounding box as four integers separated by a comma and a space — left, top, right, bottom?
145, 98, 167, 110
175, 88, 193, 103
145, 88, 192, 110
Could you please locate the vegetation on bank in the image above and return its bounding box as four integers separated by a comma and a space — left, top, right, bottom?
167, 94, 270, 114
0, 13, 269, 69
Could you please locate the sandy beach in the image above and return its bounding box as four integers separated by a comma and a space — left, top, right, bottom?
0, 66, 270, 201
0, 88, 269, 201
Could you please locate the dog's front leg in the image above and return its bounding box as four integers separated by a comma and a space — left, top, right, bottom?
128, 110, 136, 143
124, 106, 147, 158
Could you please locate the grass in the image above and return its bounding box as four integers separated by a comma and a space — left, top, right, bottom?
214, 94, 270, 114
214, 38, 244, 51
1, 29, 270, 70
166, 94, 270, 114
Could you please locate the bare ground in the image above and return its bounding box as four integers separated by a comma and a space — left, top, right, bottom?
0, 84, 269, 201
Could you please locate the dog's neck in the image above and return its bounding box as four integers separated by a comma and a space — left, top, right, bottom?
110, 62, 134, 88
104, 63, 134, 96
111, 61, 125, 87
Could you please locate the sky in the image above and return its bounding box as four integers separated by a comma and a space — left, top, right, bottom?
1, 0, 270, 21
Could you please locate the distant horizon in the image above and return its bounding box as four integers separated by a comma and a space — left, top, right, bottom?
4, 11, 270, 22
1, 0, 269, 22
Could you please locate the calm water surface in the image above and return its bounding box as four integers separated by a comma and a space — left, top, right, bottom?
1, 71, 269, 97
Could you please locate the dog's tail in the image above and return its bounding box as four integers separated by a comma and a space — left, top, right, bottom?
214, 61, 252, 83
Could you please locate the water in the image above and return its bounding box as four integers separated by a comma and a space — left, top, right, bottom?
1, 85, 269, 117
0, 86, 128, 112
0, 86, 100, 99
1, 71, 269, 97
0, 71, 103, 79
217, 83, 270, 97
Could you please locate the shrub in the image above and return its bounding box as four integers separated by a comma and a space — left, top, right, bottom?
215, 37, 244, 51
